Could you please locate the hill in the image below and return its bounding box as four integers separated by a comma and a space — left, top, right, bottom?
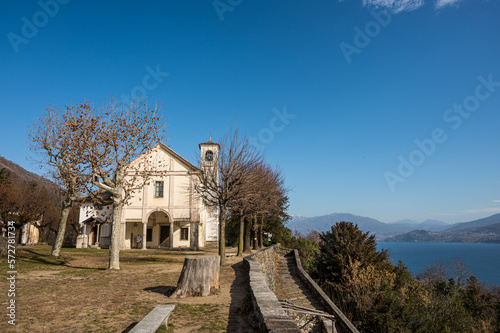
288, 213, 404, 239
444, 213, 500, 232
384, 222, 500, 243
0, 155, 59, 191
385, 219, 449, 235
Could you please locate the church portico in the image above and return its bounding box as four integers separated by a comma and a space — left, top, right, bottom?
123, 209, 201, 250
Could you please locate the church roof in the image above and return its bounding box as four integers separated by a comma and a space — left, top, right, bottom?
157, 142, 201, 172
198, 137, 220, 149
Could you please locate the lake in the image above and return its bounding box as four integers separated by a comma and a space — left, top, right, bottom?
377, 242, 500, 286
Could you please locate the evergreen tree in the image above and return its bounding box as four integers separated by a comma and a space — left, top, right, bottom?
314, 221, 390, 285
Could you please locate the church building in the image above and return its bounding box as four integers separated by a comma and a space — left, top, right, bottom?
76, 139, 219, 250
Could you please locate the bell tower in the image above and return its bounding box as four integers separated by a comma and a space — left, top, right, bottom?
199, 137, 220, 244
199, 137, 220, 169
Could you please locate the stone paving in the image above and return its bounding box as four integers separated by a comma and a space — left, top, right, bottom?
274, 251, 326, 332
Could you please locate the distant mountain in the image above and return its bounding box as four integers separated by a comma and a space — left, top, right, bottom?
390, 219, 419, 225
385, 222, 500, 244
0, 155, 59, 192
445, 213, 500, 232
287, 212, 500, 243
392, 219, 449, 232
289, 214, 308, 222
288, 213, 398, 239
422, 219, 448, 226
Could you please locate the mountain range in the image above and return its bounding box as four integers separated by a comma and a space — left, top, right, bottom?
288, 212, 500, 244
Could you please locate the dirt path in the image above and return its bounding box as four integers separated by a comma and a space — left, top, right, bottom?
0, 246, 256, 332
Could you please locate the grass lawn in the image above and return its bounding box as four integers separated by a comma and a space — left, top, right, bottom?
0, 245, 255, 332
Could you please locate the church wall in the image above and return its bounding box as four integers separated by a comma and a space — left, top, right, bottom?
126, 186, 144, 209
173, 222, 190, 248
146, 176, 170, 206
124, 208, 142, 220
173, 175, 190, 207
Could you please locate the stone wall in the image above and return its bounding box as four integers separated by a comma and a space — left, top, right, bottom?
244, 244, 300, 332
251, 244, 278, 292
244, 244, 358, 333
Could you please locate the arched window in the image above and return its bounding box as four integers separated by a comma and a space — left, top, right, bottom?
205, 150, 214, 162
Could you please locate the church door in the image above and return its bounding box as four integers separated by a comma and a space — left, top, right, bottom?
159, 225, 170, 248
91, 226, 98, 245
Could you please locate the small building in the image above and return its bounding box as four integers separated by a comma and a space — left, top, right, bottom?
76, 140, 220, 250
21, 221, 40, 245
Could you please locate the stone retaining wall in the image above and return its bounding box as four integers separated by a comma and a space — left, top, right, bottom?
244, 244, 300, 332
244, 245, 359, 333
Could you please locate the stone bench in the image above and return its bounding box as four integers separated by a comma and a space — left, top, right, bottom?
129, 304, 175, 333
226, 253, 236, 258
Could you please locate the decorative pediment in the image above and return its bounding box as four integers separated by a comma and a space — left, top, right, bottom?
127, 142, 200, 173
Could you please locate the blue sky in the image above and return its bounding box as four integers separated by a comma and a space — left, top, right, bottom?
1, 0, 499, 223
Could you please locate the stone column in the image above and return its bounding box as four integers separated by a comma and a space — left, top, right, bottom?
169, 221, 174, 249
142, 221, 147, 250
96, 224, 101, 247
82, 224, 88, 248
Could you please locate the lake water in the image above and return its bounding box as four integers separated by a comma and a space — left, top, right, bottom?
377, 242, 500, 286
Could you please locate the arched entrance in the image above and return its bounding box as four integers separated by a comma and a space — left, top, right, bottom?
147, 210, 171, 248
81, 217, 103, 248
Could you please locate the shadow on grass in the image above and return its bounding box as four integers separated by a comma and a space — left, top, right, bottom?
122, 322, 172, 333
20, 248, 106, 270
21, 248, 69, 265
120, 257, 182, 264
143, 285, 176, 297
121, 322, 138, 333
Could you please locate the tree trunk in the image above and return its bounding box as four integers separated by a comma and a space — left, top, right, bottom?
170, 255, 220, 298
51, 196, 72, 257
244, 217, 252, 253
218, 209, 226, 265
237, 215, 244, 256
252, 215, 257, 250
109, 200, 123, 270
258, 215, 265, 249
258, 222, 263, 249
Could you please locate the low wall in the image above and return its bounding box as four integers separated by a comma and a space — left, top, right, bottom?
292, 249, 359, 333
244, 244, 300, 333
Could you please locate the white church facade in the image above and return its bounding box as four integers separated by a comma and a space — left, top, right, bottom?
76, 140, 219, 250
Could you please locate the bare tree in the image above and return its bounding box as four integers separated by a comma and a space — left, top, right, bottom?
29, 103, 97, 257
16, 181, 53, 243
196, 127, 261, 264
246, 163, 287, 250
227, 161, 263, 256
85, 97, 165, 270
228, 162, 289, 254
418, 260, 447, 285
448, 257, 471, 286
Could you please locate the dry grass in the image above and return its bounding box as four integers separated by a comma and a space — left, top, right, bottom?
0, 245, 255, 332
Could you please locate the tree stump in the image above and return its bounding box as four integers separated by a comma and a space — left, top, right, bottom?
170, 255, 220, 298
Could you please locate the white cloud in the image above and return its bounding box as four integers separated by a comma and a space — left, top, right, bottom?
435, 0, 463, 9
493, 200, 500, 203
352, 0, 463, 13
362, 0, 425, 13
